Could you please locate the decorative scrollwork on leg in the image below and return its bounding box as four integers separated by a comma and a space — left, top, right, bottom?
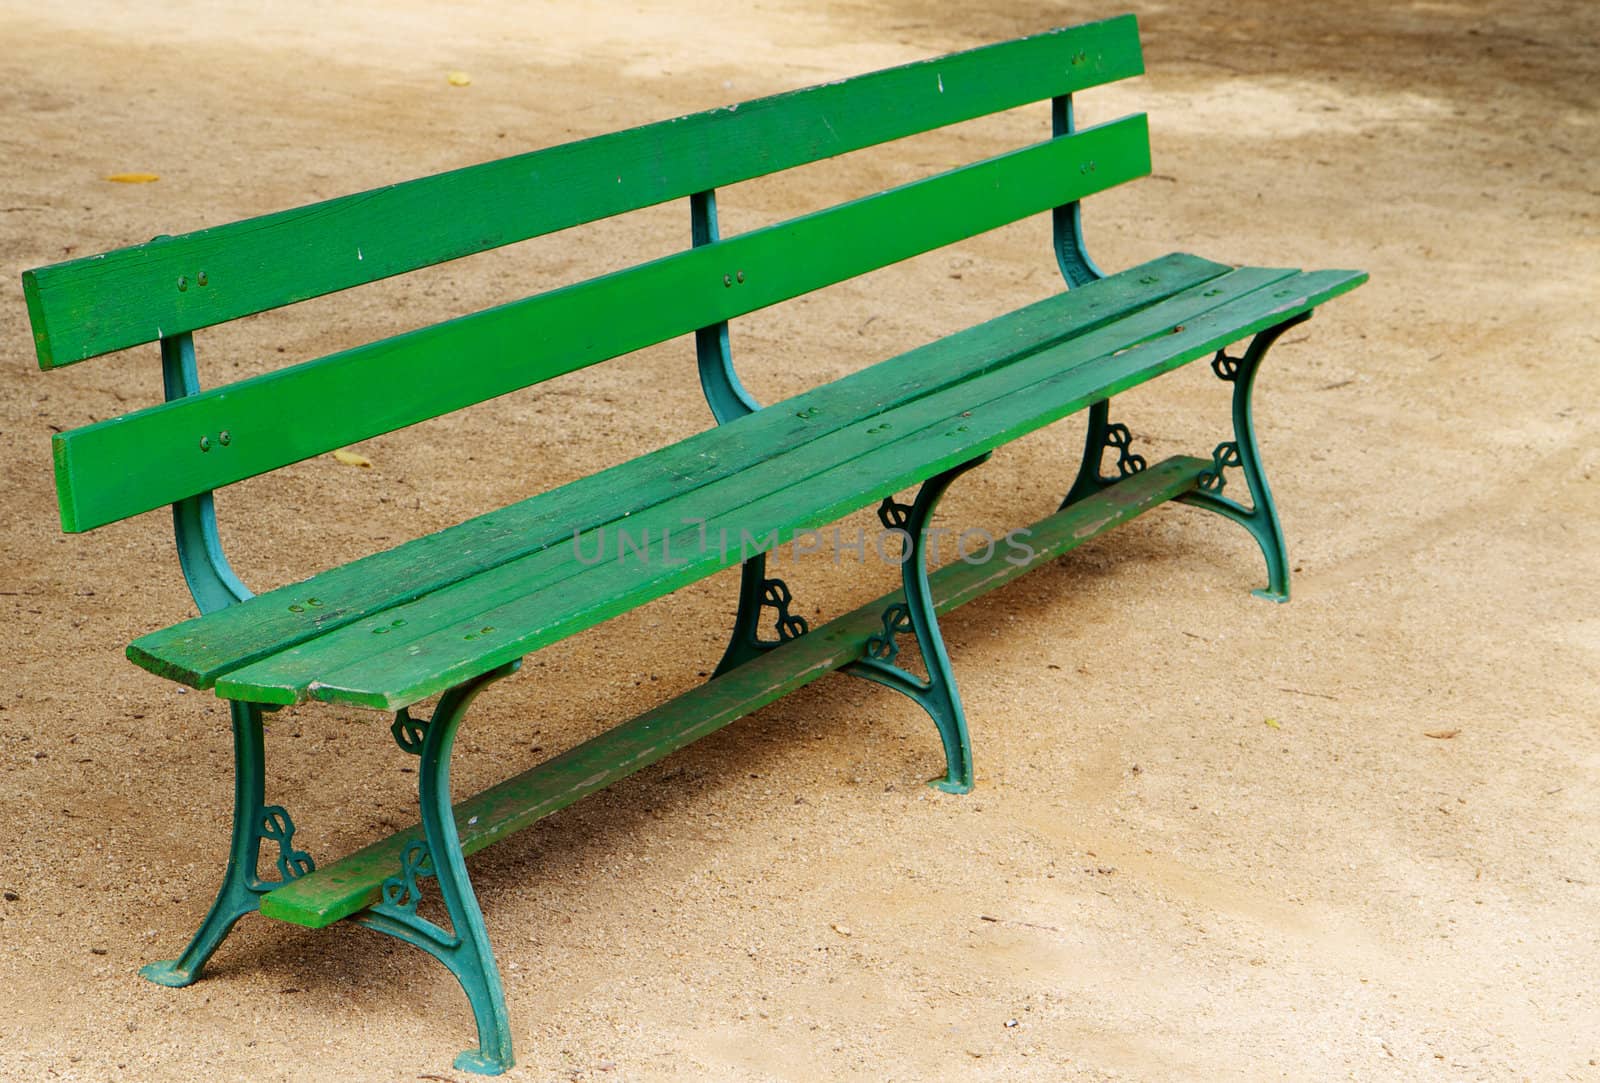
1211, 349, 1243, 382
258, 804, 315, 882
380, 839, 435, 915
1197, 441, 1243, 494
712, 560, 809, 675
1103, 422, 1148, 478
861, 603, 915, 667
1065, 408, 1148, 507
876, 497, 913, 531
391, 708, 429, 755
759, 577, 809, 642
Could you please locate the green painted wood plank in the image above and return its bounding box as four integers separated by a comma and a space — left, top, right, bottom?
23, 17, 1143, 369
219, 267, 1367, 709
127, 253, 1228, 689
257, 455, 1207, 929
55, 115, 1151, 534
206, 267, 1294, 704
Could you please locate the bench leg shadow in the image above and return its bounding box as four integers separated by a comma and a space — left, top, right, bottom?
842, 453, 992, 795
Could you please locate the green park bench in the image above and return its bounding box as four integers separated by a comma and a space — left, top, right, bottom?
22, 15, 1364, 1075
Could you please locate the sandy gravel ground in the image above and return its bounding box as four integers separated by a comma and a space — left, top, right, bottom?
1, 2, 1596, 1080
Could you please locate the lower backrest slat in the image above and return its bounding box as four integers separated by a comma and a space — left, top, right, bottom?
54, 116, 1150, 533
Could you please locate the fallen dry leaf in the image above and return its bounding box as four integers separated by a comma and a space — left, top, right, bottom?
447, 71, 472, 87
1424, 729, 1460, 740
331, 449, 373, 468
105, 172, 159, 184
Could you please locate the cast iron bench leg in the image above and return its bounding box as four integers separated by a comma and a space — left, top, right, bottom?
1176, 313, 1310, 603
142, 700, 314, 986
1060, 315, 1307, 604
1060, 398, 1144, 509
352, 662, 522, 1076
711, 552, 810, 677
843, 453, 992, 794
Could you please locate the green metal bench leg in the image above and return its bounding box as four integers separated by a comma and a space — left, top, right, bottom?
712, 554, 811, 677
843, 453, 991, 794
142, 700, 315, 985
352, 662, 521, 1076
1061, 398, 1149, 508
1176, 313, 1310, 603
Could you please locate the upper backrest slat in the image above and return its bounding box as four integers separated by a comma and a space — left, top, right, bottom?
22, 15, 1142, 368
52, 116, 1150, 532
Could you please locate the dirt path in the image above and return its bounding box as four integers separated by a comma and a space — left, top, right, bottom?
1, 2, 1595, 1080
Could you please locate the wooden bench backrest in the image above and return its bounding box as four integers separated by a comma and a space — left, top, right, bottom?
27, 15, 1148, 533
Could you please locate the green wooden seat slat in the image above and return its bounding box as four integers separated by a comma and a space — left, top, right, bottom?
54, 116, 1150, 534
218, 267, 1366, 710
258, 454, 1210, 930
23, 16, 1143, 369
190, 265, 1283, 703
127, 252, 1228, 690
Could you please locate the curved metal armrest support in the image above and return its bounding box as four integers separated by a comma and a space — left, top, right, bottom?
161, 331, 252, 614
1051, 95, 1106, 288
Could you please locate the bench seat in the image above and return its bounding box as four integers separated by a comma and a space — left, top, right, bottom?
131, 255, 1360, 712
